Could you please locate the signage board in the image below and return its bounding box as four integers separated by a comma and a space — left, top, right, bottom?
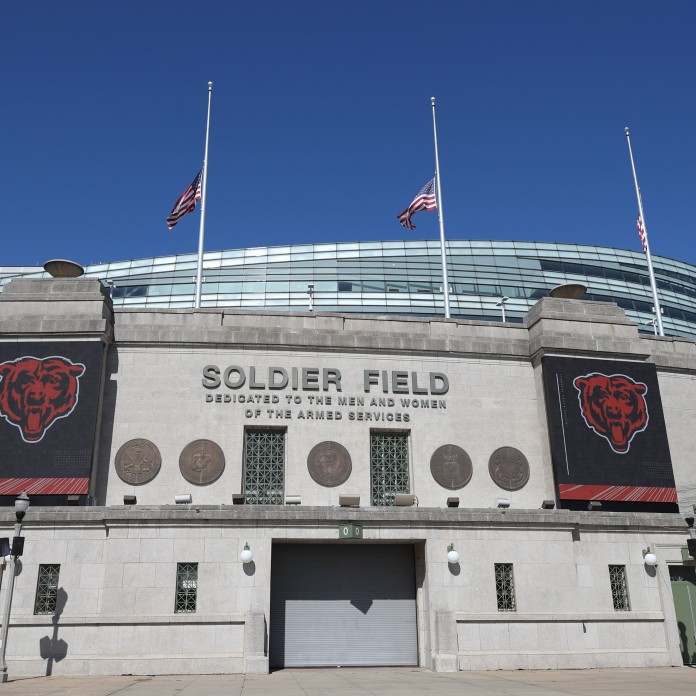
338, 523, 363, 539
542, 356, 676, 510
0, 341, 104, 495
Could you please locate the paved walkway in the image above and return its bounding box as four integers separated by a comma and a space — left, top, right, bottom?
3, 667, 696, 696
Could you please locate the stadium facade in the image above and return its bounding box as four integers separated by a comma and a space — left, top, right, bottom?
2, 239, 696, 337
1, 242, 696, 678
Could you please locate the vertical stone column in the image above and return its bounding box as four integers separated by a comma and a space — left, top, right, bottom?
432, 610, 458, 672
244, 612, 269, 674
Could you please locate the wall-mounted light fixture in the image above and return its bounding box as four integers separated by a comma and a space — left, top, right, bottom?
686, 517, 696, 559
642, 547, 658, 567
339, 494, 360, 507
587, 500, 602, 511
240, 543, 253, 564
394, 494, 415, 507
285, 495, 301, 505
232, 494, 245, 505
496, 498, 511, 509
123, 495, 137, 505
447, 544, 460, 564
541, 500, 555, 509
447, 497, 459, 508
175, 494, 192, 504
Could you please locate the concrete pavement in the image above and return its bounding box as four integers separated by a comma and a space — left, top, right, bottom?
2, 667, 696, 696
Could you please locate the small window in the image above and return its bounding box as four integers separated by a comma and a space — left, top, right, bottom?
175, 562, 198, 613
34, 564, 60, 615
609, 564, 630, 611
494, 563, 516, 612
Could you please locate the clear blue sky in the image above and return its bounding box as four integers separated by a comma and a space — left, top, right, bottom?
3, 1, 695, 267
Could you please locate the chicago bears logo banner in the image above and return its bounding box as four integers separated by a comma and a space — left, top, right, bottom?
542, 356, 676, 510
0, 341, 104, 496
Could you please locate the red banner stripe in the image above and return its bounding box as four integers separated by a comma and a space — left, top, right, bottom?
559, 484, 677, 503
0, 478, 89, 495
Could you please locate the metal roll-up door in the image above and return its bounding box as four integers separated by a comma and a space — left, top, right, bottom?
270, 543, 418, 668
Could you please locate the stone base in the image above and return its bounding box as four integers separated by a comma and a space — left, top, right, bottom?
244, 656, 269, 674
432, 654, 458, 672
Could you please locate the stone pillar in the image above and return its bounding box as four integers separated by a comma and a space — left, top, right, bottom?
431, 611, 458, 672
0, 278, 114, 334
243, 612, 269, 674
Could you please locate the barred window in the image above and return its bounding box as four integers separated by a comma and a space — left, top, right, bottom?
495, 563, 516, 612
243, 429, 285, 505
34, 564, 60, 615
370, 431, 410, 506
609, 564, 630, 611
175, 562, 198, 613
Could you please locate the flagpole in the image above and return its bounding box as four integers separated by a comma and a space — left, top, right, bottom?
431, 97, 451, 319
625, 127, 664, 337
195, 82, 213, 309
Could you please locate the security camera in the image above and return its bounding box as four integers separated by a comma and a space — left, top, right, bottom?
685, 517, 695, 528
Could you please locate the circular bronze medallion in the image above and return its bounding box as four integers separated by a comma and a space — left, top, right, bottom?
179, 439, 225, 486
115, 438, 161, 485
307, 441, 352, 487
488, 446, 530, 491
430, 445, 473, 490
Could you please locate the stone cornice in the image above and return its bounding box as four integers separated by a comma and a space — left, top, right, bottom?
1, 505, 687, 534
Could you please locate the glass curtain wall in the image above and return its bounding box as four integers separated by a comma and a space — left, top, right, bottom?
3, 240, 696, 338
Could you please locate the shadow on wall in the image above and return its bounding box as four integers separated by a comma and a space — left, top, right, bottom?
39, 587, 68, 676
94, 348, 119, 504
678, 621, 696, 666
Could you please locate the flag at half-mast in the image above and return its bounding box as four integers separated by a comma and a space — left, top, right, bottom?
637, 216, 648, 252
397, 178, 437, 229
166, 171, 202, 229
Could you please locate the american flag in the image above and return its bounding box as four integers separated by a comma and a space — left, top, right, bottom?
166, 171, 202, 229
397, 178, 437, 230
637, 216, 648, 252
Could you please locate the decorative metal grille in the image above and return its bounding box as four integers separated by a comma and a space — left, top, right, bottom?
175, 562, 198, 613
609, 564, 630, 611
243, 429, 285, 505
370, 431, 410, 506
494, 563, 516, 611
34, 564, 60, 615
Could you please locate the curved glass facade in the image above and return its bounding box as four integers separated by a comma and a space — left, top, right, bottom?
2, 239, 696, 338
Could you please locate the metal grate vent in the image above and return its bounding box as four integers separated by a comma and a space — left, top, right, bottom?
495, 562, 516, 612
370, 431, 410, 506
243, 429, 285, 505
609, 564, 630, 611
175, 562, 198, 613
34, 564, 60, 615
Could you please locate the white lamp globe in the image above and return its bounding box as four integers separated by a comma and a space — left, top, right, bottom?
15, 491, 30, 515
447, 548, 460, 564
643, 552, 658, 567
240, 546, 253, 564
